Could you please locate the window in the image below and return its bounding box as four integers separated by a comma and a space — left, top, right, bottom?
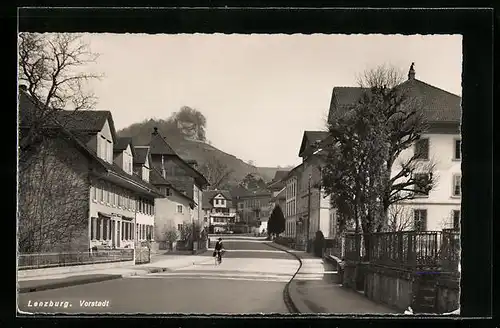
166, 188, 171, 196
98, 187, 103, 202
107, 140, 112, 163
102, 218, 108, 240
177, 205, 183, 213
454, 139, 461, 160
91, 218, 96, 240
177, 224, 183, 231
121, 222, 124, 240
452, 210, 460, 230
414, 173, 431, 196
414, 209, 427, 231
96, 218, 102, 240
414, 138, 429, 160
92, 186, 97, 201
105, 188, 110, 204
215, 199, 219, 205
452, 175, 461, 197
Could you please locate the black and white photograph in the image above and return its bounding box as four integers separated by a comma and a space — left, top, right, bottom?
16, 25, 466, 315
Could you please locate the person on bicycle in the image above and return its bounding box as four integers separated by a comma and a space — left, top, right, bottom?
214, 237, 225, 264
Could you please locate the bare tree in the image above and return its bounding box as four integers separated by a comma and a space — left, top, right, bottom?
197, 156, 233, 189
322, 64, 438, 258
18, 136, 90, 253
18, 33, 102, 155
384, 203, 415, 232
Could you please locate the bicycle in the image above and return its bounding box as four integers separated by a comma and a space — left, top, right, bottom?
214, 249, 225, 265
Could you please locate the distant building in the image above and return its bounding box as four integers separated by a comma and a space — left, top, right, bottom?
203, 190, 236, 233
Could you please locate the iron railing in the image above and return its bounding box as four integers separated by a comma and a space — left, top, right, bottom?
323, 230, 460, 272
18, 249, 134, 270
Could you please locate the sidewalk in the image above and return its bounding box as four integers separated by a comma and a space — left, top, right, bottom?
268, 242, 397, 314
18, 250, 213, 294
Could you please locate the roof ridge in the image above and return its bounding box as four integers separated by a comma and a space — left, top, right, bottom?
411, 78, 461, 98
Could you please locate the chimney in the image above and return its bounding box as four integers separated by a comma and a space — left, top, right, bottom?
408, 62, 415, 80
152, 127, 159, 135
19, 84, 27, 92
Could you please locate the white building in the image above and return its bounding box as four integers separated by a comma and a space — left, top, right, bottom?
326, 65, 461, 232
203, 190, 236, 233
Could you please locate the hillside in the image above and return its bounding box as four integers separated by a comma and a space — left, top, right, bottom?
117, 119, 283, 184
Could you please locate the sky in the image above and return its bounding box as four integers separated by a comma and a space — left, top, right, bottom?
81, 33, 462, 168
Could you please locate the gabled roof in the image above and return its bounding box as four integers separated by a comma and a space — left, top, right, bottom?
328, 74, 461, 125
149, 127, 177, 156
283, 162, 304, 182
298, 131, 329, 158
114, 137, 132, 151
133, 146, 150, 165
229, 185, 252, 199
202, 190, 233, 209
148, 127, 209, 187
18, 89, 162, 199
273, 170, 289, 182
149, 167, 195, 204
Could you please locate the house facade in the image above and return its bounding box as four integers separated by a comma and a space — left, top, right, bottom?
281, 131, 333, 247
147, 127, 209, 231
203, 190, 236, 233
18, 88, 163, 253
150, 167, 196, 250
326, 65, 461, 232
238, 189, 272, 228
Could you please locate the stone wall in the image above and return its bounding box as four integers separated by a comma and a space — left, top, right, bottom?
362, 264, 460, 313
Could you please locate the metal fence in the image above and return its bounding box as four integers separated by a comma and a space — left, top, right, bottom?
18, 249, 134, 270
324, 236, 343, 259
325, 230, 460, 272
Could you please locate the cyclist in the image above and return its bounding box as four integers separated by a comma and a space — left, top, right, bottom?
214, 237, 225, 264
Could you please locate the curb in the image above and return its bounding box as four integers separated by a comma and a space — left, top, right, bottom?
18, 257, 213, 293
18, 274, 123, 294
264, 242, 302, 314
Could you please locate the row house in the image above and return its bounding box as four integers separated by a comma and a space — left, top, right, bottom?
18, 87, 164, 253
326, 64, 461, 232
202, 190, 236, 233
282, 131, 332, 248
130, 144, 197, 250
147, 127, 209, 240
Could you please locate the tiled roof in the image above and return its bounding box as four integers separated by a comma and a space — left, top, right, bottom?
18, 89, 118, 141
149, 168, 195, 204
328, 78, 461, 124
133, 146, 150, 165
56, 110, 114, 134
299, 131, 329, 157
19, 90, 162, 198
114, 137, 133, 152
229, 185, 252, 199
273, 170, 290, 182
149, 127, 178, 156
147, 127, 209, 187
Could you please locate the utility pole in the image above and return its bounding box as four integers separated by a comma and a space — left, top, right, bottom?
306, 173, 312, 253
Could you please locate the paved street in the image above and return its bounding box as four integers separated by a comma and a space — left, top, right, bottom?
18, 238, 305, 314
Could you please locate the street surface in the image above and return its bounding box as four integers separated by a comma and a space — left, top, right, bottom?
18, 237, 310, 314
